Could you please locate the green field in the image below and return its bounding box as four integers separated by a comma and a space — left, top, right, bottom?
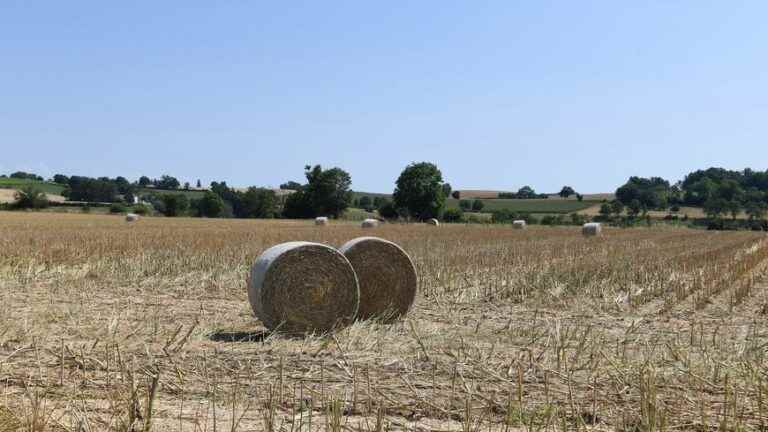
137, 188, 206, 199
0, 179, 209, 200
0, 178, 66, 195
352, 191, 392, 201
350, 190, 602, 214
446, 198, 601, 213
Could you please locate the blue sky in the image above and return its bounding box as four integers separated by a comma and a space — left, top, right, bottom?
2, 1, 766, 193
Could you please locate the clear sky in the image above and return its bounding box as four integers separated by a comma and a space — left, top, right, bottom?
2, 2, 766, 193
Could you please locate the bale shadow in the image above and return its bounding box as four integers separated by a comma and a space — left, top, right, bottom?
208, 329, 269, 343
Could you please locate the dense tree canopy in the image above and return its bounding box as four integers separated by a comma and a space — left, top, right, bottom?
9, 171, 43, 181
65, 176, 119, 202
558, 186, 576, 198
281, 165, 352, 218
615, 177, 673, 212
393, 162, 445, 220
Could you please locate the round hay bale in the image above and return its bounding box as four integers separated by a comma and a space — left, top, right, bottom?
361, 218, 379, 228
125, 213, 140, 222
512, 220, 526, 229
582, 222, 602, 237
248, 241, 359, 334
426, 218, 439, 226
339, 237, 417, 322
315, 216, 329, 226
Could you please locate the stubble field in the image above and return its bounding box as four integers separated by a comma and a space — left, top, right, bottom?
1, 212, 768, 431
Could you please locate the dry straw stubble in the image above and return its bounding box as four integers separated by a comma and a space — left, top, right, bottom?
248, 241, 359, 333
339, 236, 417, 322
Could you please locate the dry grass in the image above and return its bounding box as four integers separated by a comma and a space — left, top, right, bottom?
0, 189, 66, 204
2, 211, 768, 431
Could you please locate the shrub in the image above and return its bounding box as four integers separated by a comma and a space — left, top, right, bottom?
13, 186, 49, 209
458, 200, 472, 211
465, 212, 492, 224
569, 213, 587, 225
109, 203, 127, 214
471, 200, 484, 211
378, 201, 399, 219
132, 204, 151, 215
491, 209, 519, 224
160, 194, 189, 217
195, 191, 225, 218
442, 208, 464, 223
540, 215, 557, 226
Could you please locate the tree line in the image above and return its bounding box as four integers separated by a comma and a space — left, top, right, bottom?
3, 162, 453, 221
610, 168, 768, 220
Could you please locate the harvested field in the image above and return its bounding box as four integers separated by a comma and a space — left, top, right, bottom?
2, 212, 768, 430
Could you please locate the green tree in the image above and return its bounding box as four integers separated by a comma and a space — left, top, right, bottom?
160, 193, 189, 217
359, 195, 373, 211
442, 183, 452, 199
627, 199, 642, 217
240, 187, 279, 218
14, 186, 48, 209
599, 203, 612, 218
280, 181, 303, 191
196, 191, 225, 218
65, 176, 119, 202
10, 171, 42, 181
616, 177, 670, 209
703, 198, 727, 220
283, 190, 313, 218
558, 186, 576, 198
442, 208, 464, 223
53, 174, 69, 184
517, 186, 536, 199
745, 200, 767, 221
610, 200, 625, 217
458, 200, 472, 211
303, 165, 353, 218
393, 162, 445, 220
378, 200, 399, 219
138, 176, 151, 187
157, 175, 180, 189
471, 199, 484, 211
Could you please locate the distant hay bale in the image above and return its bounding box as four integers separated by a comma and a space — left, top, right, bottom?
512, 220, 526, 229
315, 217, 329, 226
248, 241, 359, 334
125, 213, 140, 222
427, 218, 439, 226
582, 222, 602, 237
339, 237, 417, 322
361, 218, 379, 228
